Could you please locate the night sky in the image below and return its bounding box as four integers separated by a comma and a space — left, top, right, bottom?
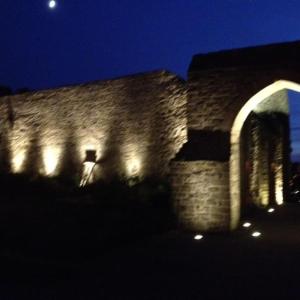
0, 0, 299, 160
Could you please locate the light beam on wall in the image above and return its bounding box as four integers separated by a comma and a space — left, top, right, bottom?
127, 158, 141, 177
43, 146, 60, 176
12, 150, 26, 173
275, 176, 284, 206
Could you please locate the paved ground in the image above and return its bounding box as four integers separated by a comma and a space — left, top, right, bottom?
1, 202, 300, 299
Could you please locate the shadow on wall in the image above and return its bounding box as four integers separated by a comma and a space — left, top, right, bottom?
0, 125, 11, 173
97, 117, 124, 180
0, 96, 14, 173
59, 127, 82, 183
23, 129, 43, 175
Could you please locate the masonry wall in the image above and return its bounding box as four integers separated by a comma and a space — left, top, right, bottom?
172, 42, 300, 231
170, 161, 230, 231
0, 71, 187, 182
188, 41, 300, 134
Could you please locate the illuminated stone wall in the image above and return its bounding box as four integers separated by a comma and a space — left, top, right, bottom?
173, 41, 300, 231
239, 91, 289, 208
0, 70, 187, 182
241, 110, 289, 210
170, 161, 230, 231
2, 41, 300, 232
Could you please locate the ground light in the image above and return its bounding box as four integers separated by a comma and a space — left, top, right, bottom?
242, 222, 252, 228
251, 231, 261, 238
194, 234, 203, 240
268, 207, 275, 213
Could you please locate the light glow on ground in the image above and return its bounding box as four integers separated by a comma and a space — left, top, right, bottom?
242, 222, 252, 228
252, 231, 261, 238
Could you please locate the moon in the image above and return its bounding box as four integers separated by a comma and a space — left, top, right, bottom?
48, 0, 56, 9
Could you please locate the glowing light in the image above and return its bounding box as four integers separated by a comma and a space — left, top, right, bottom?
80, 161, 96, 187
251, 231, 261, 238
194, 234, 203, 240
43, 147, 60, 176
127, 158, 141, 177
275, 188, 284, 205
275, 169, 284, 205
12, 150, 26, 173
48, 0, 56, 9
267, 208, 275, 213
242, 222, 251, 228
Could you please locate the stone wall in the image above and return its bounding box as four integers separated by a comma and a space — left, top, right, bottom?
1, 40, 300, 232
170, 161, 230, 231
0, 70, 187, 182
174, 41, 300, 231
188, 41, 300, 134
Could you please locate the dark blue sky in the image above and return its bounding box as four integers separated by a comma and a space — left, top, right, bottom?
0, 0, 299, 160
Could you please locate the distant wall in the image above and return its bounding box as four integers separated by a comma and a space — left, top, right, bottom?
0, 71, 187, 182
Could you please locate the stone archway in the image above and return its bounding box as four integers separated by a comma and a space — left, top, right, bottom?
230, 80, 300, 229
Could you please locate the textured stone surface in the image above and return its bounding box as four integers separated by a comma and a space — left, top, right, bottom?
2, 41, 300, 232
0, 70, 187, 181
240, 109, 290, 209
174, 41, 300, 231
170, 161, 230, 232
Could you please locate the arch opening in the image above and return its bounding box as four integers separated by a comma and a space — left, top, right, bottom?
230, 80, 300, 229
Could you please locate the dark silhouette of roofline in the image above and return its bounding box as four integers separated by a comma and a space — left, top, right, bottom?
190, 40, 300, 71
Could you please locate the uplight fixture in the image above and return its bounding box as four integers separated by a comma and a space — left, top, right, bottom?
251, 231, 261, 238
194, 234, 203, 240
242, 222, 251, 228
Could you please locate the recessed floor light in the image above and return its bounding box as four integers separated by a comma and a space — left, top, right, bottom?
242, 222, 251, 228
268, 208, 275, 213
194, 234, 203, 240
252, 231, 261, 238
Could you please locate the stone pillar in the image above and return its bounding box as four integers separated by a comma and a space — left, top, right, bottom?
273, 126, 284, 205
249, 118, 260, 206
258, 126, 270, 207
249, 117, 270, 207
170, 161, 230, 232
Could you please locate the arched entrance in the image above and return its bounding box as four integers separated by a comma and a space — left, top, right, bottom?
230, 80, 300, 229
